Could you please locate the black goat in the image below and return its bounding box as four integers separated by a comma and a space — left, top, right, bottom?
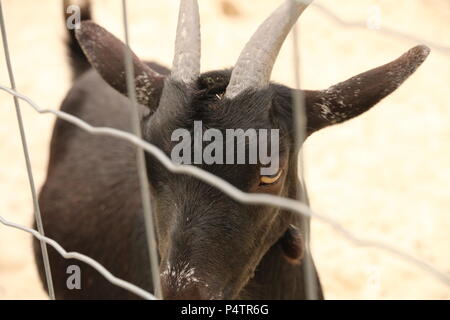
34, 0, 430, 299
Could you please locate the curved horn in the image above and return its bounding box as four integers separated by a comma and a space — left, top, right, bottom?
171, 0, 201, 84
225, 0, 311, 98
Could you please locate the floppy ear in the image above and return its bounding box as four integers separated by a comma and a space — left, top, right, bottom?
280, 225, 304, 265
75, 21, 165, 110
302, 45, 430, 135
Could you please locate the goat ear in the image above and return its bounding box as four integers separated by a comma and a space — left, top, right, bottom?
75, 21, 165, 110
303, 45, 430, 134
279, 225, 304, 265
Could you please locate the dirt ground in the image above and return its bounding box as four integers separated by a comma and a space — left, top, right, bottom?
0, 0, 449, 300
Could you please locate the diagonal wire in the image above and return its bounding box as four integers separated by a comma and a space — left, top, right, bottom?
121, 0, 162, 299
0, 0, 55, 300
312, 2, 450, 55
0, 215, 156, 300
290, 1, 318, 299
1, 85, 449, 289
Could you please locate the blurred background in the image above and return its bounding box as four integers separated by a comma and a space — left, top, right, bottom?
0, 0, 449, 299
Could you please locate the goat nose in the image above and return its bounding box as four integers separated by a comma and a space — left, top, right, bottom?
162, 281, 209, 300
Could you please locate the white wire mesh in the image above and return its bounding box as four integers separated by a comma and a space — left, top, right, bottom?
0, 0, 449, 300
121, 0, 162, 299
0, 0, 55, 300
0, 85, 449, 295
0, 214, 156, 300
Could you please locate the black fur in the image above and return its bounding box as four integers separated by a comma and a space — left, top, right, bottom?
34, 1, 428, 300
34, 67, 324, 299
64, 0, 91, 79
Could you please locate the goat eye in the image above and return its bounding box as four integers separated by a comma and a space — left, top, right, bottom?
259, 169, 283, 186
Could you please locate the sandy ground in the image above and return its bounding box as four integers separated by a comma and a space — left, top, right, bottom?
0, 0, 449, 300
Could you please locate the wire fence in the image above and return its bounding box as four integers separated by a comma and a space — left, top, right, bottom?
0, 0, 449, 300
0, 0, 55, 300
121, 0, 162, 299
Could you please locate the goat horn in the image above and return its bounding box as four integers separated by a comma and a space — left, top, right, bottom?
171, 0, 201, 84
225, 0, 311, 99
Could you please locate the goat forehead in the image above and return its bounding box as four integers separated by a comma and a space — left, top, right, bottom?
170, 101, 272, 128
144, 118, 288, 188
147, 77, 277, 132
145, 114, 278, 162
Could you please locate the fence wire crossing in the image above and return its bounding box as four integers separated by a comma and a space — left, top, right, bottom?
1, 85, 450, 296
0, 214, 156, 300
1, 0, 450, 300
121, 0, 162, 299
0, 0, 55, 300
